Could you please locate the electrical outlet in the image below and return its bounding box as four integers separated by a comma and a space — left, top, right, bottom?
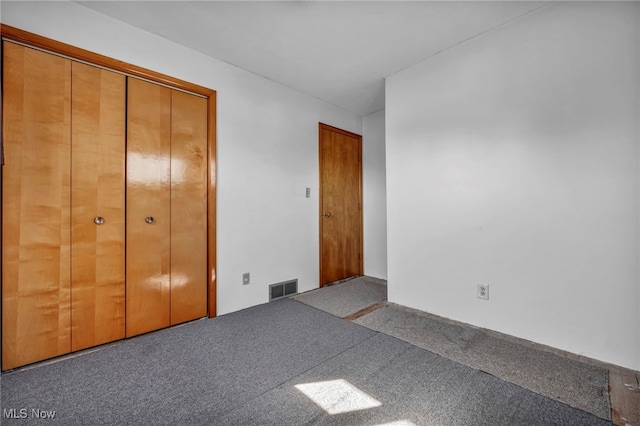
305, 187, 311, 198
243, 272, 250, 285
477, 284, 489, 300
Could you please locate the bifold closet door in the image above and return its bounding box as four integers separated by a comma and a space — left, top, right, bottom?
2, 41, 207, 369
70, 62, 126, 351
170, 91, 208, 325
126, 78, 207, 336
2, 43, 127, 369
2, 42, 72, 370
126, 78, 172, 337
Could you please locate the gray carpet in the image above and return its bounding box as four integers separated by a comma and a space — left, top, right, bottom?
292, 276, 387, 317
1, 299, 611, 425
354, 304, 611, 421
215, 332, 610, 426
1, 299, 375, 425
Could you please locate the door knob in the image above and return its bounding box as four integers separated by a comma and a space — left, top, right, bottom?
145, 216, 154, 224
94, 216, 105, 225
323, 212, 332, 218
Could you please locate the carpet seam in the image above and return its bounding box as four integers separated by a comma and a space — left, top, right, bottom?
354, 306, 612, 422
209, 319, 383, 418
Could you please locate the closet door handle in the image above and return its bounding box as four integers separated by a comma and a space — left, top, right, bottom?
145, 216, 155, 224
94, 217, 105, 225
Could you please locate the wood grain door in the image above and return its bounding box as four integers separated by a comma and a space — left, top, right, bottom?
1, 31, 214, 369
170, 90, 208, 325
2, 42, 72, 370
319, 123, 363, 286
70, 62, 126, 351
126, 78, 172, 337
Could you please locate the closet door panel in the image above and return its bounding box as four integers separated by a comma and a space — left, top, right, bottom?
170, 91, 208, 324
126, 78, 171, 337
71, 62, 126, 351
2, 43, 72, 370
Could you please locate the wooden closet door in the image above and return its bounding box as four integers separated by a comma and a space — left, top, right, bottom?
2, 42, 72, 370
170, 90, 208, 325
126, 78, 172, 337
71, 62, 126, 351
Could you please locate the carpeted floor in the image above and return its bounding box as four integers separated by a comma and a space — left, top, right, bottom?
291, 276, 387, 318
294, 277, 610, 421
1, 297, 611, 425
1, 299, 375, 425
214, 331, 610, 426
353, 303, 610, 420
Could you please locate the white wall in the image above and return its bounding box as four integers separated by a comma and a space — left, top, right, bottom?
1, 1, 362, 315
386, 2, 639, 370
363, 109, 387, 280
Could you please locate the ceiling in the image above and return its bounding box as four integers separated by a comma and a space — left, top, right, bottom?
76, 1, 549, 116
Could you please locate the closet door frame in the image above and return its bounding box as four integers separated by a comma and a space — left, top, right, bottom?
0, 24, 218, 318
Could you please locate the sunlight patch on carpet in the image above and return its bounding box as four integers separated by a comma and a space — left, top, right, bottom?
295, 379, 381, 415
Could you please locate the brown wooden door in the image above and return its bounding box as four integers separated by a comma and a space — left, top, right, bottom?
126, 78, 172, 337
70, 62, 126, 351
170, 90, 208, 325
1, 34, 214, 369
319, 123, 363, 286
126, 79, 207, 336
2, 42, 72, 370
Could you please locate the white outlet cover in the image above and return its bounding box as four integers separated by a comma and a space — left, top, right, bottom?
477, 284, 489, 300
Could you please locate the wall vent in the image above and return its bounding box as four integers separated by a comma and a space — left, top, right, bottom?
269, 279, 298, 301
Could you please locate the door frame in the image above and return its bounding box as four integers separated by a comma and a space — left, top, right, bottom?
318, 122, 364, 287
0, 25, 218, 317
